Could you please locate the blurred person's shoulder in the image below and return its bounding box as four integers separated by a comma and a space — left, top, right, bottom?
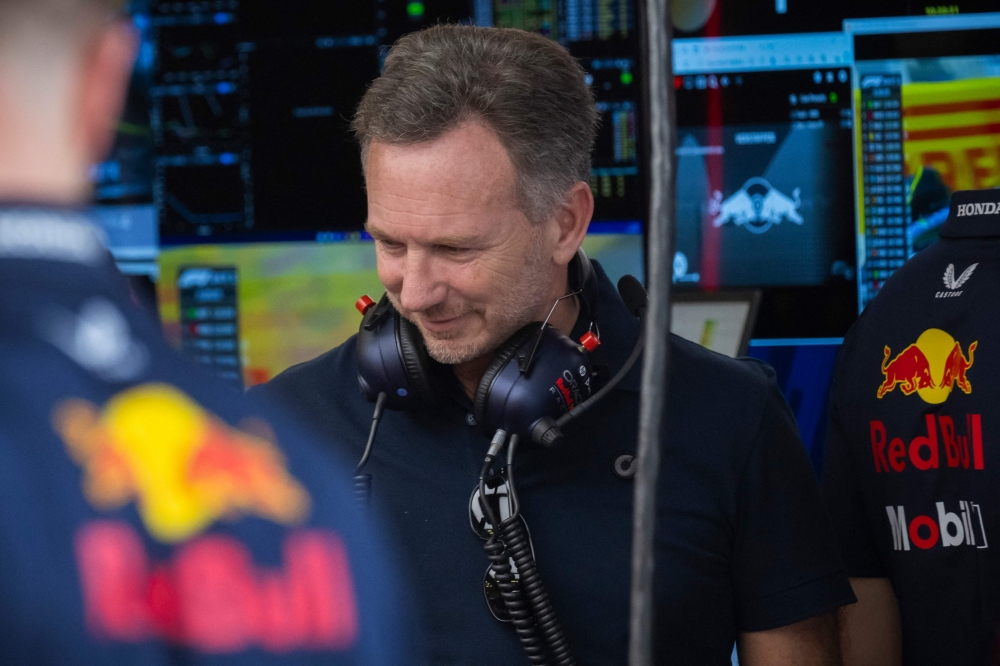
0, 216, 414, 663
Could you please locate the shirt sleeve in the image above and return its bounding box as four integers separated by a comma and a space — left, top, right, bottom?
820, 367, 887, 579
732, 380, 857, 632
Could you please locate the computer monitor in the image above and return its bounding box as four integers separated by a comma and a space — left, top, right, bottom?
671, 290, 760, 358
672, 32, 859, 338
670, 0, 907, 39
846, 13, 1000, 309
150, 0, 646, 245
157, 225, 643, 387
89, 5, 159, 277
158, 236, 380, 387
669, 0, 1000, 39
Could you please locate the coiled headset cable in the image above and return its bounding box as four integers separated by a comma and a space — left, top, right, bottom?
479, 431, 548, 664
480, 431, 577, 666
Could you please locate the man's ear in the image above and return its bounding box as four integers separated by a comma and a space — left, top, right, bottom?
551, 180, 594, 266
76, 19, 138, 167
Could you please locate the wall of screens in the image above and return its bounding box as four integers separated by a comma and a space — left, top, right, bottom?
141, 0, 645, 245
88, 0, 1000, 385
669, 1, 1000, 339
93, 0, 646, 385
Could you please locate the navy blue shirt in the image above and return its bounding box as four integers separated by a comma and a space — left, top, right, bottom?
823, 189, 1000, 666
0, 208, 414, 665
255, 259, 855, 664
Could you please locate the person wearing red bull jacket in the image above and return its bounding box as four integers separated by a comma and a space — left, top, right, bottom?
0, 1, 416, 663
823, 189, 1000, 666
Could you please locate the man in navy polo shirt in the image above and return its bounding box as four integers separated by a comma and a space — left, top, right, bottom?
254, 25, 855, 665
823, 189, 1000, 666
0, 1, 413, 663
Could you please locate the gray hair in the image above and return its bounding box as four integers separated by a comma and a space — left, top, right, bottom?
352, 24, 599, 223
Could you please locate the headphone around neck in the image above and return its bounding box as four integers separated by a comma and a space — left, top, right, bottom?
355, 249, 600, 446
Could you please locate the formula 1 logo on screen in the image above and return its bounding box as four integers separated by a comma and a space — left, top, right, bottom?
709, 177, 803, 234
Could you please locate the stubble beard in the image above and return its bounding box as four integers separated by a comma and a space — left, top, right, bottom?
389, 243, 553, 366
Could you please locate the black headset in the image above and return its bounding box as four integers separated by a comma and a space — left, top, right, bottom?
354, 249, 603, 447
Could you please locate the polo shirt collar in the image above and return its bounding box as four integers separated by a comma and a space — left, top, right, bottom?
940, 189, 1000, 239
0, 204, 107, 267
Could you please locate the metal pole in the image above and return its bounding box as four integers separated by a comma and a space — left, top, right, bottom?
628, 0, 675, 660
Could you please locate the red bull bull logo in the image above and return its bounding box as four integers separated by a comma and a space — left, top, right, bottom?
54, 384, 310, 543
877, 329, 977, 404
55, 385, 359, 653
709, 177, 804, 234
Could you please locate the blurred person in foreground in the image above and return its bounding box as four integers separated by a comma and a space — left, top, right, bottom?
823, 189, 1000, 666
254, 24, 855, 665
0, 1, 414, 663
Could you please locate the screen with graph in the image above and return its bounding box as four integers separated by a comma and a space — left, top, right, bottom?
147, 0, 645, 246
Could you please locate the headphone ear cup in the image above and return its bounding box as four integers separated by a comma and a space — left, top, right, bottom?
396, 313, 437, 405
473, 323, 543, 431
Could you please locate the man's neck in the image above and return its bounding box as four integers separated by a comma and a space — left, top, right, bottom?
0, 112, 89, 206
0, 172, 88, 207
453, 291, 581, 400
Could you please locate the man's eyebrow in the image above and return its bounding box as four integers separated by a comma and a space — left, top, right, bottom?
364, 223, 394, 242
364, 223, 482, 247
431, 234, 481, 247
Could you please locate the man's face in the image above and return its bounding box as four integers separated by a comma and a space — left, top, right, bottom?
364, 121, 559, 365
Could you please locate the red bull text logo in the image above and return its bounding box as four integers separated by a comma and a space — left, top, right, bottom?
555, 377, 576, 410
878, 329, 977, 404
885, 501, 988, 551
870, 414, 985, 473
76, 521, 358, 652
550, 370, 586, 412
54, 384, 310, 543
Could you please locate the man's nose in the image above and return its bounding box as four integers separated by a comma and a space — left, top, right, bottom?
398, 251, 445, 313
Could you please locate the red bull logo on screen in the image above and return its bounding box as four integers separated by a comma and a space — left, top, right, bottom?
54, 384, 310, 543
877, 329, 977, 404
709, 177, 804, 235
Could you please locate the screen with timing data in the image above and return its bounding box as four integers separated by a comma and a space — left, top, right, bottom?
847, 13, 1000, 309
